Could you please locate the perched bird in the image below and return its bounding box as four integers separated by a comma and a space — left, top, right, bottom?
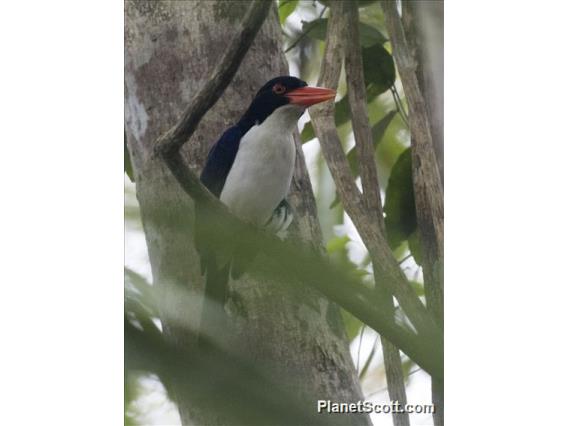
196, 76, 335, 343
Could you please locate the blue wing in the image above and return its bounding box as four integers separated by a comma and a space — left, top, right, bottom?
200, 126, 243, 197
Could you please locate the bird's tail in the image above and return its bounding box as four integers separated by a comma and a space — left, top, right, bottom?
198, 257, 230, 348
231, 199, 294, 280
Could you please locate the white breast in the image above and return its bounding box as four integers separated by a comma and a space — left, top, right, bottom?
220, 105, 300, 225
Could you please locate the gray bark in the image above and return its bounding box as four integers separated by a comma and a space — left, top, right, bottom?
403, 3, 445, 424
343, 3, 409, 425
125, 1, 369, 425
384, 2, 445, 425
403, 1, 444, 185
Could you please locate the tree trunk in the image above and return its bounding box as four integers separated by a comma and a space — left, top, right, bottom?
125, 1, 369, 425
385, 2, 445, 425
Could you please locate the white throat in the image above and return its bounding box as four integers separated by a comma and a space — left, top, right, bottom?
219, 105, 301, 225
258, 104, 305, 131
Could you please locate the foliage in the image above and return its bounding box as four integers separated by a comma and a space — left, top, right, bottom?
383, 147, 424, 265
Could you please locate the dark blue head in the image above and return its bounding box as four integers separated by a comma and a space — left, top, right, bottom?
239, 76, 335, 127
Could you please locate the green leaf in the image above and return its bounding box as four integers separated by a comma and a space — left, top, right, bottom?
362, 43, 396, 94
358, 21, 388, 47
329, 111, 397, 209
303, 18, 387, 47
384, 148, 416, 251
125, 134, 134, 182
278, 0, 298, 25
408, 230, 423, 266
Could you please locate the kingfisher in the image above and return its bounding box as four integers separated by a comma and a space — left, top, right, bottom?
196, 76, 335, 342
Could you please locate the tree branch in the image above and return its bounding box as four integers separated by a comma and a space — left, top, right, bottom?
382, 2, 445, 423
344, 3, 383, 224
309, 0, 440, 346
154, 0, 273, 159
344, 4, 409, 425
402, 0, 444, 184
381, 0, 444, 325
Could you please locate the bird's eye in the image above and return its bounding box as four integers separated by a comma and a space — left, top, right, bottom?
272, 83, 286, 95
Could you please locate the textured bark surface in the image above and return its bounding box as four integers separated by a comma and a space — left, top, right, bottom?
402, 3, 445, 425
343, 3, 409, 425
403, 1, 444, 185
125, 1, 368, 425
383, 2, 445, 425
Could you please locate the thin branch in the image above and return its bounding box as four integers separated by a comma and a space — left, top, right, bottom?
154, 0, 272, 158
381, 1, 444, 304
344, 3, 384, 225
309, 0, 440, 347
284, 6, 327, 53
344, 4, 409, 425
401, 0, 444, 183
359, 333, 379, 379
393, 85, 409, 121
390, 86, 409, 128
382, 3, 445, 423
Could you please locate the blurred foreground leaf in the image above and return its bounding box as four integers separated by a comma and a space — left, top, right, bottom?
409, 280, 425, 297
326, 235, 350, 253
341, 308, 364, 342
130, 194, 442, 378
326, 235, 370, 281
194, 202, 441, 377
